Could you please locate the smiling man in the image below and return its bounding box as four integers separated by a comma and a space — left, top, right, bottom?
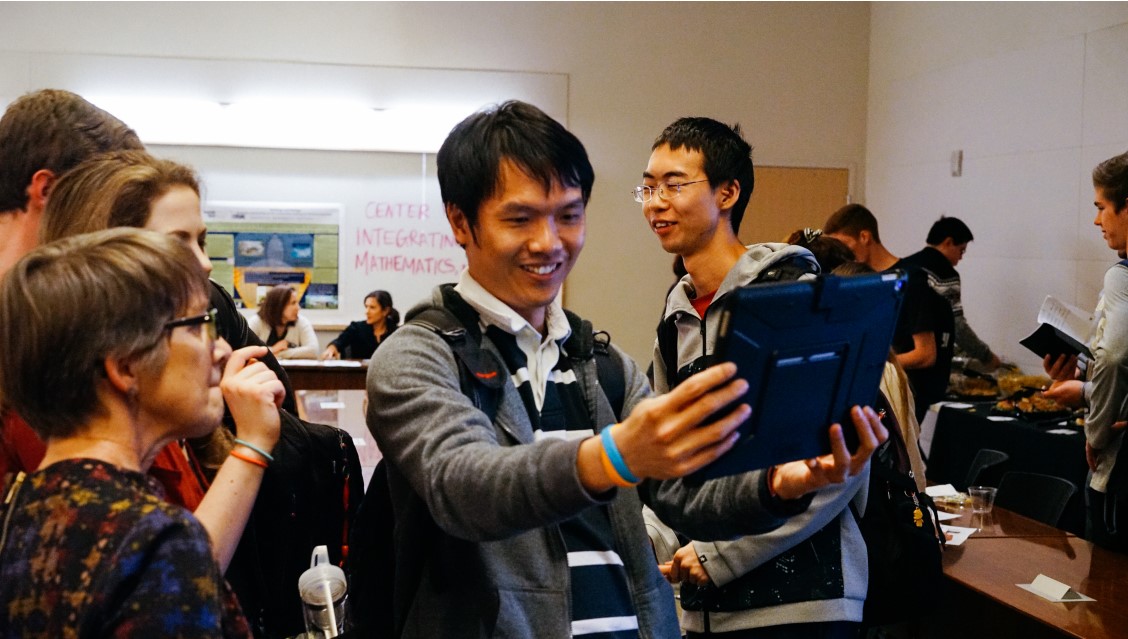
363, 102, 887, 639
641, 117, 871, 639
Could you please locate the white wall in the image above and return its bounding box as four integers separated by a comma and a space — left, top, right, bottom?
866, 3, 1128, 372
0, 1, 871, 364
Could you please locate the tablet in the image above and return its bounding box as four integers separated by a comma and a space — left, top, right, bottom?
689, 270, 906, 482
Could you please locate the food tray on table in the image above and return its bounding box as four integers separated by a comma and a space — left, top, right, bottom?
947, 374, 1001, 401
992, 392, 1075, 423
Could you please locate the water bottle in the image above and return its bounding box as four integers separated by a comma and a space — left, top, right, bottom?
298, 545, 349, 638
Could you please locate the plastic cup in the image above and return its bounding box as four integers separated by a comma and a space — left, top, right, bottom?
968, 485, 997, 514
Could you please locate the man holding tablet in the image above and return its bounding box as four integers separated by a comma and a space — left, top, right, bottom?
363, 102, 885, 639
640, 117, 871, 638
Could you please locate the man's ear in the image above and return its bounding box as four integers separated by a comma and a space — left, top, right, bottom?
25, 169, 57, 214
716, 180, 740, 212
446, 204, 475, 249
858, 229, 873, 245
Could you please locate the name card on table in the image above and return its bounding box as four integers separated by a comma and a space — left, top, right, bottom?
1017, 574, 1095, 602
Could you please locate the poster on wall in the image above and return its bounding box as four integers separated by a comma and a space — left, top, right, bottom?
203, 201, 342, 310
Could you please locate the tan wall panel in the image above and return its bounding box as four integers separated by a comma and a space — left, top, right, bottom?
739, 166, 850, 244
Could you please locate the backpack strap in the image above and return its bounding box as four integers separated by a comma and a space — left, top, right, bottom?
563, 309, 626, 422
405, 286, 507, 420
756, 253, 819, 282
656, 313, 680, 392
657, 254, 818, 390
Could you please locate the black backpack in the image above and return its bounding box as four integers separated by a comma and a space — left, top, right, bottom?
347, 286, 626, 638
852, 396, 945, 627
224, 409, 365, 638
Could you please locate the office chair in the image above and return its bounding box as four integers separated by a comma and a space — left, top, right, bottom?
960, 448, 1010, 491
994, 471, 1077, 528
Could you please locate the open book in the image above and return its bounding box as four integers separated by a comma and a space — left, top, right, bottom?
1019, 295, 1094, 359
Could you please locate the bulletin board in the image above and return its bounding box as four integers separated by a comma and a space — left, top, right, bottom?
202, 201, 343, 309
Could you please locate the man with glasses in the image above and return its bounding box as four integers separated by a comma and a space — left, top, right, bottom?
640, 117, 869, 638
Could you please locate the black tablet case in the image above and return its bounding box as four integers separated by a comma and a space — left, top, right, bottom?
690, 271, 907, 482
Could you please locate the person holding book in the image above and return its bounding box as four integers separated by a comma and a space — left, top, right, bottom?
1043, 150, 1128, 551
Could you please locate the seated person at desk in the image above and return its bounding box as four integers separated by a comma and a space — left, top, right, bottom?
320, 289, 399, 359
248, 285, 319, 359
0, 229, 276, 637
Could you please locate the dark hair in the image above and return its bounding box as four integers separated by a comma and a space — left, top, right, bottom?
41, 151, 200, 243
1093, 150, 1128, 212
436, 101, 594, 234
786, 227, 855, 273
0, 228, 207, 439
653, 117, 754, 234
364, 289, 400, 331
825, 203, 881, 244
257, 285, 296, 329
926, 216, 974, 246
0, 89, 143, 212
831, 260, 876, 276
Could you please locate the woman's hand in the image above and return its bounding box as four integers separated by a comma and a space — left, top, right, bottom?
270, 339, 289, 355
220, 346, 285, 452
319, 344, 340, 360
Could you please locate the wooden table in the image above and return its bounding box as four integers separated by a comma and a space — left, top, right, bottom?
936, 535, 1128, 639
937, 504, 1076, 539
279, 359, 368, 390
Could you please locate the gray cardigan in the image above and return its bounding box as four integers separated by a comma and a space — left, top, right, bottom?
366, 289, 806, 638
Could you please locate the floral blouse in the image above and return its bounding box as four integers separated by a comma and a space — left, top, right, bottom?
0, 459, 250, 638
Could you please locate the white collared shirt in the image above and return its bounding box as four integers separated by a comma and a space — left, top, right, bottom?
455, 271, 571, 411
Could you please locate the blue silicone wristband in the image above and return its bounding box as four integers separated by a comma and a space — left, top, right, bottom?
233, 438, 275, 463
600, 426, 640, 484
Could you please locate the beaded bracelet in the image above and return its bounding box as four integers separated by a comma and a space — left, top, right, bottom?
600, 426, 641, 485
230, 449, 269, 469
233, 438, 274, 462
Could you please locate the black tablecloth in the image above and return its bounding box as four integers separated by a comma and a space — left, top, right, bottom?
925, 405, 1089, 536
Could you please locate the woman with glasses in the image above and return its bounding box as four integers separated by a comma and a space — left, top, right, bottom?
38, 151, 285, 573
249, 285, 319, 359
0, 229, 276, 637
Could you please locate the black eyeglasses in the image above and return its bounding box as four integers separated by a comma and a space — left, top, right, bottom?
165, 308, 218, 342
631, 179, 710, 204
